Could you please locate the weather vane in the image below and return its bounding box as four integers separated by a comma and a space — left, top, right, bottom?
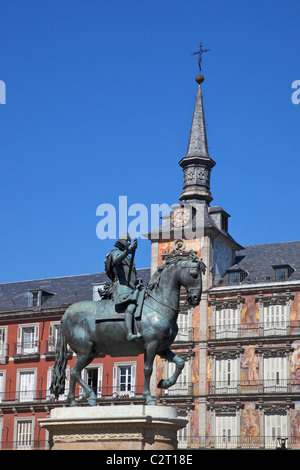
192, 42, 210, 72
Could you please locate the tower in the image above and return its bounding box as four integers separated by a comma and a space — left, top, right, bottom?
147, 50, 243, 443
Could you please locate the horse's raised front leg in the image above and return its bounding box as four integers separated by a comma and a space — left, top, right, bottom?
157, 348, 185, 390
143, 340, 158, 406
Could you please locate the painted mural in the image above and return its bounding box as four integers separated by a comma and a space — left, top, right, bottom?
241, 404, 260, 445
241, 346, 259, 393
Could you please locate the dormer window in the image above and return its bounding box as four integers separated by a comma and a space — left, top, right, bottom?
28, 290, 41, 307
227, 269, 248, 284
273, 265, 294, 281
28, 289, 53, 307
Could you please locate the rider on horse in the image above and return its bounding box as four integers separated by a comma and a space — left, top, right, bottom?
104, 233, 143, 341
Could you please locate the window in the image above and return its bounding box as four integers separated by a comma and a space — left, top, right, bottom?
263, 356, 287, 392
113, 362, 136, 397
215, 358, 238, 394
16, 325, 39, 355
17, 369, 36, 402
216, 307, 238, 339
15, 419, 34, 449
0, 371, 5, 402
263, 302, 288, 336
265, 414, 287, 449
177, 419, 189, 448
164, 358, 189, 396
28, 290, 41, 307
48, 322, 60, 352
273, 265, 294, 281
228, 270, 247, 284
0, 327, 7, 359
216, 414, 238, 448
28, 289, 53, 307
176, 308, 192, 342
81, 365, 103, 399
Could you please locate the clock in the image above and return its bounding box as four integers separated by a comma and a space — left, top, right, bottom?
171, 207, 191, 227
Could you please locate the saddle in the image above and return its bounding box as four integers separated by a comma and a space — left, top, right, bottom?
95, 286, 145, 323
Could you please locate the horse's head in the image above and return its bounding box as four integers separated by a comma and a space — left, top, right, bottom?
179, 255, 206, 307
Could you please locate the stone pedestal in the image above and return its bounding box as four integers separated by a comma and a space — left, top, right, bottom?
39, 405, 187, 450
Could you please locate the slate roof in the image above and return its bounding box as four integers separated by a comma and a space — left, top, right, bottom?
0, 268, 151, 312
225, 241, 300, 284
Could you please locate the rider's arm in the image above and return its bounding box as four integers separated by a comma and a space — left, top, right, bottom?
114, 248, 129, 265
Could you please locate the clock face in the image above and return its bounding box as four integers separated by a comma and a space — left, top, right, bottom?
171, 207, 191, 227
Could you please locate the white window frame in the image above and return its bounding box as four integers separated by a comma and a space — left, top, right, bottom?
28, 290, 42, 307
216, 306, 239, 339
17, 324, 39, 355
176, 308, 192, 342
16, 368, 37, 403
0, 327, 7, 360
215, 358, 238, 394
215, 414, 238, 449
81, 364, 103, 399
14, 417, 34, 450
263, 356, 288, 392
263, 303, 289, 336
48, 322, 60, 352
265, 413, 287, 449
113, 362, 137, 397
0, 370, 6, 403
177, 415, 190, 449
163, 358, 189, 396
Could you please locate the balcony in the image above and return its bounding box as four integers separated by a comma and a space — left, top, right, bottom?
158, 381, 195, 398
12, 341, 40, 361
173, 328, 194, 344
0, 384, 145, 405
208, 379, 300, 395
180, 435, 300, 450
208, 320, 300, 341
44, 340, 73, 359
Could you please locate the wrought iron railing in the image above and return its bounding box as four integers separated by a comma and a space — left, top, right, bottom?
13, 341, 40, 357
208, 379, 300, 395
179, 435, 300, 449
208, 320, 300, 340
158, 382, 195, 397
0, 440, 50, 450
0, 385, 146, 403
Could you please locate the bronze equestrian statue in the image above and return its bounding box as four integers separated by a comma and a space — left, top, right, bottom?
50, 239, 205, 406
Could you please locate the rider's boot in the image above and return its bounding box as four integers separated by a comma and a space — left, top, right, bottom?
125, 304, 142, 341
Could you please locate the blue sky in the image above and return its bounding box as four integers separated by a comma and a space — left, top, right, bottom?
0, 0, 299, 283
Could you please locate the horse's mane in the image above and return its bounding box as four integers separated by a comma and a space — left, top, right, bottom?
146, 250, 205, 293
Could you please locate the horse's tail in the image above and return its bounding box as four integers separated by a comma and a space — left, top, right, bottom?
50, 322, 68, 399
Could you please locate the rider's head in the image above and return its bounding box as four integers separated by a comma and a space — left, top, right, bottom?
115, 233, 131, 250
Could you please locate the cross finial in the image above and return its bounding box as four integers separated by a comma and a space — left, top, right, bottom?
192, 42, 210, 73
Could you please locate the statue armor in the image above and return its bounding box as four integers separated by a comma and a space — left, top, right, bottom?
104, 234, 142, 341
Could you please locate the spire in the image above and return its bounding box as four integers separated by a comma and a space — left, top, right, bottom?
178, 50, 215, 204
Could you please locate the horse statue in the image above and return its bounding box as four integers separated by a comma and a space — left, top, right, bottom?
50, 249, 206, 406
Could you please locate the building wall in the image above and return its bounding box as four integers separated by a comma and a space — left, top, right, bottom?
0, 310, 144, 449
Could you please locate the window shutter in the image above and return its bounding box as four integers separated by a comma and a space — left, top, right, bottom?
17, 327, 22, 354
131, 364, 136, 396
97, 366, 103, 398
113, 365, 118, 396
34, 325, 39, 353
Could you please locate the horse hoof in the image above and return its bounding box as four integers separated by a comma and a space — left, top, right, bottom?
69, 400, 79, 407
157, 379, 168, 389
146, 398, 157, 406
88, 398, 97, 406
